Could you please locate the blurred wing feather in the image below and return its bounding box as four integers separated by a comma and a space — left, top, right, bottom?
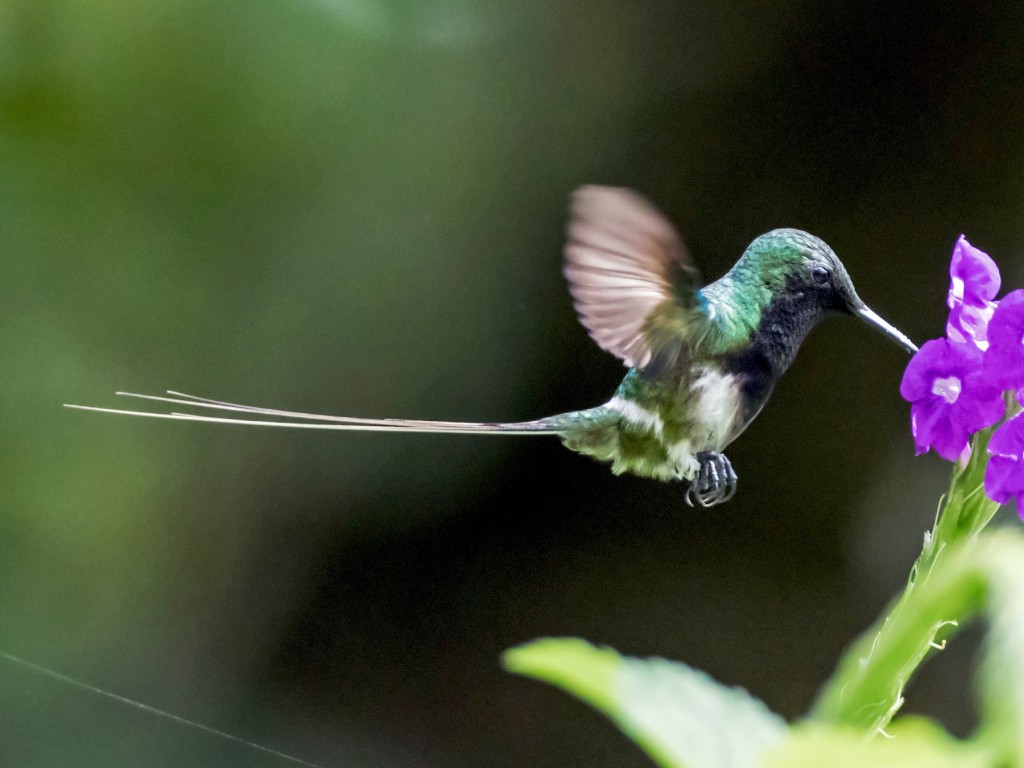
563, 186, 701, 368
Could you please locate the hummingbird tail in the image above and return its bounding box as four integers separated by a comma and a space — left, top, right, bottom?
64, 391, 567, 435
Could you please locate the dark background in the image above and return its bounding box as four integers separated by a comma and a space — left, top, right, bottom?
1, 1, 1022, 766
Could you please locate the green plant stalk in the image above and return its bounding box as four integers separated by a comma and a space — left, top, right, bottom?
810, 422, 1004, 732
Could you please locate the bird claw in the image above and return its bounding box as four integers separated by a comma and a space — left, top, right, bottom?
686, 451, 737, 508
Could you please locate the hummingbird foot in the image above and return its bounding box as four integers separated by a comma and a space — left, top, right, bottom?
685, 451, 737, 508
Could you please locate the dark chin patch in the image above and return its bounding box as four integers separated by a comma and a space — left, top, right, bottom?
819, 284, 846, 312
749, 275, 835, 373
721, 273, 838, 429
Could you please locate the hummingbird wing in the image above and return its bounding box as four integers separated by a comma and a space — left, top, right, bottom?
563, 186, 703, 368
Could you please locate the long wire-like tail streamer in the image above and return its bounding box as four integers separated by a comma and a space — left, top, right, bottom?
64, 391, 563, 435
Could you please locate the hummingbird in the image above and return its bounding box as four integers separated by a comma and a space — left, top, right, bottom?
68, 186, 918, 506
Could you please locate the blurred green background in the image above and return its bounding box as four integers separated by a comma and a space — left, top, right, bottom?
2, 1, 1024, 765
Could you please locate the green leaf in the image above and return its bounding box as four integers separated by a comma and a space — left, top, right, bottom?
975, 531, 1024, 764
763, 718, 992, 768
504, 637, 786, 768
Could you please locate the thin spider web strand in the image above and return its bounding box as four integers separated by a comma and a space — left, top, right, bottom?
0, 649, 327, 768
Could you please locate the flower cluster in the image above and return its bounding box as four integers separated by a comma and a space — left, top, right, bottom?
901, 236, 1024, 509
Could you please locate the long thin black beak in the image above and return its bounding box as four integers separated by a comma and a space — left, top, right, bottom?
853, 304, 919, 354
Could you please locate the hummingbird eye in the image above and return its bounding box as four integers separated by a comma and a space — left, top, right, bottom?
811, 265, 831, 285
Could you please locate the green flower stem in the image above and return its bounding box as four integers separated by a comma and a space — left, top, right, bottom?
810, 540, 985, 732
810, 423, 1004, 732
930, 423, 1003, 553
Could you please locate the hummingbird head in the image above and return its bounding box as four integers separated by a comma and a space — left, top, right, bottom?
741, 228, 918, 354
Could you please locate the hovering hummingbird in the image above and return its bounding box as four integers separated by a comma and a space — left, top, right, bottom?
69, 186, 918, 506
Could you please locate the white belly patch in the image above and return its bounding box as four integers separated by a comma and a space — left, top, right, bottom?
689, 366, 741, 448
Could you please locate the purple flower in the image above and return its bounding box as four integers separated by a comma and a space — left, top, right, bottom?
986, 413, 1024, 512
947, 235, 999, 350
900, 338, 1005, 461
984, 289, 1024, 391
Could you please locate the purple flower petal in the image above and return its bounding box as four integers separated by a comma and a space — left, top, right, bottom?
986, 413, 1024, 510
957, 443, 973, 467
984, 289, 1024, 390
949, 235, 1000, 307
901, 338, 1005, 461
921, 401, 972, 460
962, 372, 1007, 425
947, 235, 1000, 350
947, 300, 997, 349
985, 455, 1024, 506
